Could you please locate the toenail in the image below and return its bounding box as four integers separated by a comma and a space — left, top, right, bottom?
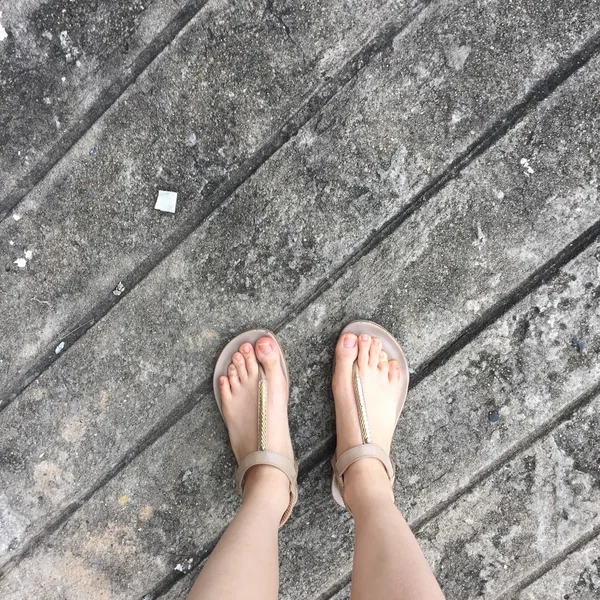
373, 338, 381, 346
360, 334, 369, 341
234, 353, 242, 361
343, 334, 357, 348
229, 364, 236, 371
242, 344, 251, 353
258, 341, 273, 353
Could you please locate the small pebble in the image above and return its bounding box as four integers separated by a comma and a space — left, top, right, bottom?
488, 410, 500, 423
570, 336, 584, 353
186, 132, 197, 147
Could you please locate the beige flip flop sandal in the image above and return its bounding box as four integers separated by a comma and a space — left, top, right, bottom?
331, 321, 410, 510
213, 329, 298, 527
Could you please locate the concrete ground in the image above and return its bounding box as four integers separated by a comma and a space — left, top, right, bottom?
1, 0, 599, 598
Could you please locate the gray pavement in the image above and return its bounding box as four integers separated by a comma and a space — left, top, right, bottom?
0, 0, 599, 598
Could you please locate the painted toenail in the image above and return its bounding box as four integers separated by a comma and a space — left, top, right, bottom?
343, 334, 357, 348
258, 341, 273, 353
360, 334, 369, 341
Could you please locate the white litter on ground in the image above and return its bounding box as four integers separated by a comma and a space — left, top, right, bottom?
113, 282, 125, 296
24, 250, 33, 260
520, 157, 534, 175
174, 563, 185, 572
14, 258, 27, 268
154, 190, 178, 213
12, 213, 21, 221
55, 342, 65, 354
0, 12, 8, 42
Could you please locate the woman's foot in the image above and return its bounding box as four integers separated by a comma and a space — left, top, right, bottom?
218, 337, 294, 515
332, 332, 405, 508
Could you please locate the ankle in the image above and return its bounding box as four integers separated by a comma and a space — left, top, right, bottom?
343, 460, 395, 514
242, 465, 290, 516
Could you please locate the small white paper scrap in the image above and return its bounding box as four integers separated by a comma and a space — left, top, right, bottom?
112, 282, 125, 296
55, 341, 65, 354
154, 190, 177, 213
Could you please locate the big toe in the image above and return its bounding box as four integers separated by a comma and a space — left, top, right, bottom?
335, 333, 358, 371
255, 336, 282, 373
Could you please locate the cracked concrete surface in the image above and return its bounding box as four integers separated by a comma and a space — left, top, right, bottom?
1, 0, 599, 598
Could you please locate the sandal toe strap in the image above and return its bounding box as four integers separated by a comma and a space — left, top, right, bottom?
235, 450, 298, 526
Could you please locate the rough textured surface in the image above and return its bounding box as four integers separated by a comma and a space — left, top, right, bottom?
2, 0, 599, 400
1, 0, 600, 598
517, 537, 600, 599
0, 0, 411, 397
276, 241, 600, 598
420, 394, 600, 599
0, 0, 194, 211
2, 1, 600, 578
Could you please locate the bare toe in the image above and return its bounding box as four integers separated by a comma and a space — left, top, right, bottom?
233, 352, 247, 381
240, 342, 258, 377
255, 337, 280, 372
378, 350, 389, 375
369, 337, 382, 367
334, 333, 358, 376
388, 360, 400, 382
219, 375, 232, 403
228, 363, 240, 389
357, 333, 371, 367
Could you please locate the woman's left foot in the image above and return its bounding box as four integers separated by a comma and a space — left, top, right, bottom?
218, 337, 294, 508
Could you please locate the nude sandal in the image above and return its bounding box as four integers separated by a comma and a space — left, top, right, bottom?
331, 321, 410, 510
213, 329, 298, 527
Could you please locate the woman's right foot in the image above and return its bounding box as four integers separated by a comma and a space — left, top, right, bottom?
332, 331, 405, 507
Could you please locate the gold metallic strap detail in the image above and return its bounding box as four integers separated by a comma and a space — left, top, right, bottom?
258, 366, 268, 451
352, 361, 372, 444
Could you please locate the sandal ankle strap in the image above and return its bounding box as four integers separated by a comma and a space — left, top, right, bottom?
235, 450, 299, 527
334, 443, 395, 481
332, 443, 395, 511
